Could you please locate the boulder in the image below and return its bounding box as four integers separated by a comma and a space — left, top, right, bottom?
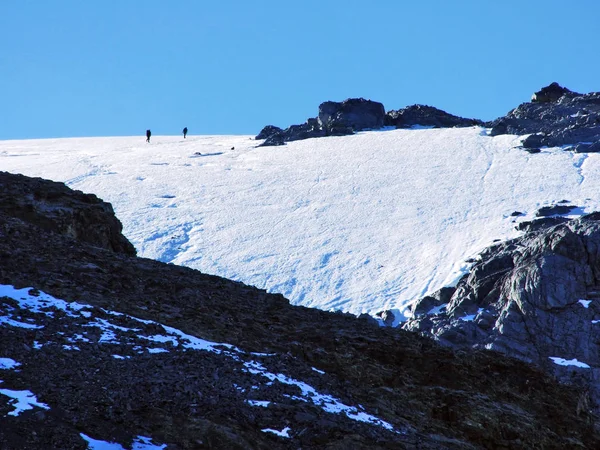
318, 98, 385, 132
375, 309, 396, 326
255, 125, 282, 140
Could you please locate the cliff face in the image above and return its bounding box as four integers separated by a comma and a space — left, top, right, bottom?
405, 212, 600, 410
1, 172, 599, 449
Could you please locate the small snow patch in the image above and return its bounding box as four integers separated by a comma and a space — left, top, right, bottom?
0, 316, 43, 329
80, 434, 124, 450
247, 400, 270, 407
0, 388, 49, 416
427, 304, 447, 315
147, 348, 168, 354
133, 435, 167, 450
579, 299, 592, 308
261, 427, 291, 438
549, 357, 591, 369
0, 358, 20, 370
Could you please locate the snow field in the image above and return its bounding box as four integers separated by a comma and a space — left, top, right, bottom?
2, 128, 600, 319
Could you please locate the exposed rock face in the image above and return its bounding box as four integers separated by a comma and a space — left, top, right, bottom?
489, 82, 600, 150
385, 104, 484, 129
532, 82, 579, 103
318, 98, 385, 133
404, 212, 600, 408
256, 98, 385, 146
2, 171, 599, 448
0, 171, 135, 256
255, 125, 282, 140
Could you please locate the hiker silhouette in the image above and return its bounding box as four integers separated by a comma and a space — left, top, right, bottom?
146, 129, 151, 143
183, 127, 188, 139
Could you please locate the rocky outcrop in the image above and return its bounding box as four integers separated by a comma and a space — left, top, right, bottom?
404, 212, 600, 408
257, 98, 384, 146
489, 82, 600, 150
0, 171, 135, 256
532, 82, 579, 103
255, 125, 282, 140
385, 104, 484, 129
256, 99, 484, 147
318, 98, 385, 133
2, 172, 599, 448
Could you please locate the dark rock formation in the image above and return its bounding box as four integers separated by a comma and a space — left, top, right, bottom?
256, 99, 486, 147
256, 125, 282, 140
318, 98, 385, 132
256, 98, 385, 146
532, 82, 579, 103
516, 216, 570, 233
489, 82, 600, 150
385, 104, 484, 129
2, 171, 599, 448
404, 212, 600, 409
0, 171, 135, 256
536, 203, 577, 217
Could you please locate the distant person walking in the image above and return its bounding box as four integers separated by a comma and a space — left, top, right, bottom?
183, 127, 188, 139
146, 129, 151, 143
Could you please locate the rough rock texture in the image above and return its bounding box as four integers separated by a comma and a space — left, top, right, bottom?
2, 171, 599, 448
256, 125, 282, 140
256, 98, 385, 146
0, 171, 135, 256
489, 82, 600, 150
532, 82, 579, 103
385, 104, 484, 129
404, 212, 600, 409
318, 98, 385, 133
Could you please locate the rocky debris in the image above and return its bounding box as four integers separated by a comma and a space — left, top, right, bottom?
1, 171, 599, 448
404, 212, 600, 410
256, 98, 384, 147
385, 104, 484, 129
0, 171, 135, 256
489, 82, 600, 150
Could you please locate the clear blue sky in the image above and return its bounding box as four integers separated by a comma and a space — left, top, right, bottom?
1, 0, 599, 139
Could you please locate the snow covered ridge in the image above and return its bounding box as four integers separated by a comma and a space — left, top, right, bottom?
0, 284, 401, 444
3, 127, 600, 321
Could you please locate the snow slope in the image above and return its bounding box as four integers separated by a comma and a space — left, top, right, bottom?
2, 128, 599, 320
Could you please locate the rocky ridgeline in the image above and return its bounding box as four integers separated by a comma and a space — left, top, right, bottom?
2, 175, 599, 448
489, 82, 600, 151
256, 98, 481, 146
404, 211, 600, 408
0, 171, 135, 256
257, 83, 600, 153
